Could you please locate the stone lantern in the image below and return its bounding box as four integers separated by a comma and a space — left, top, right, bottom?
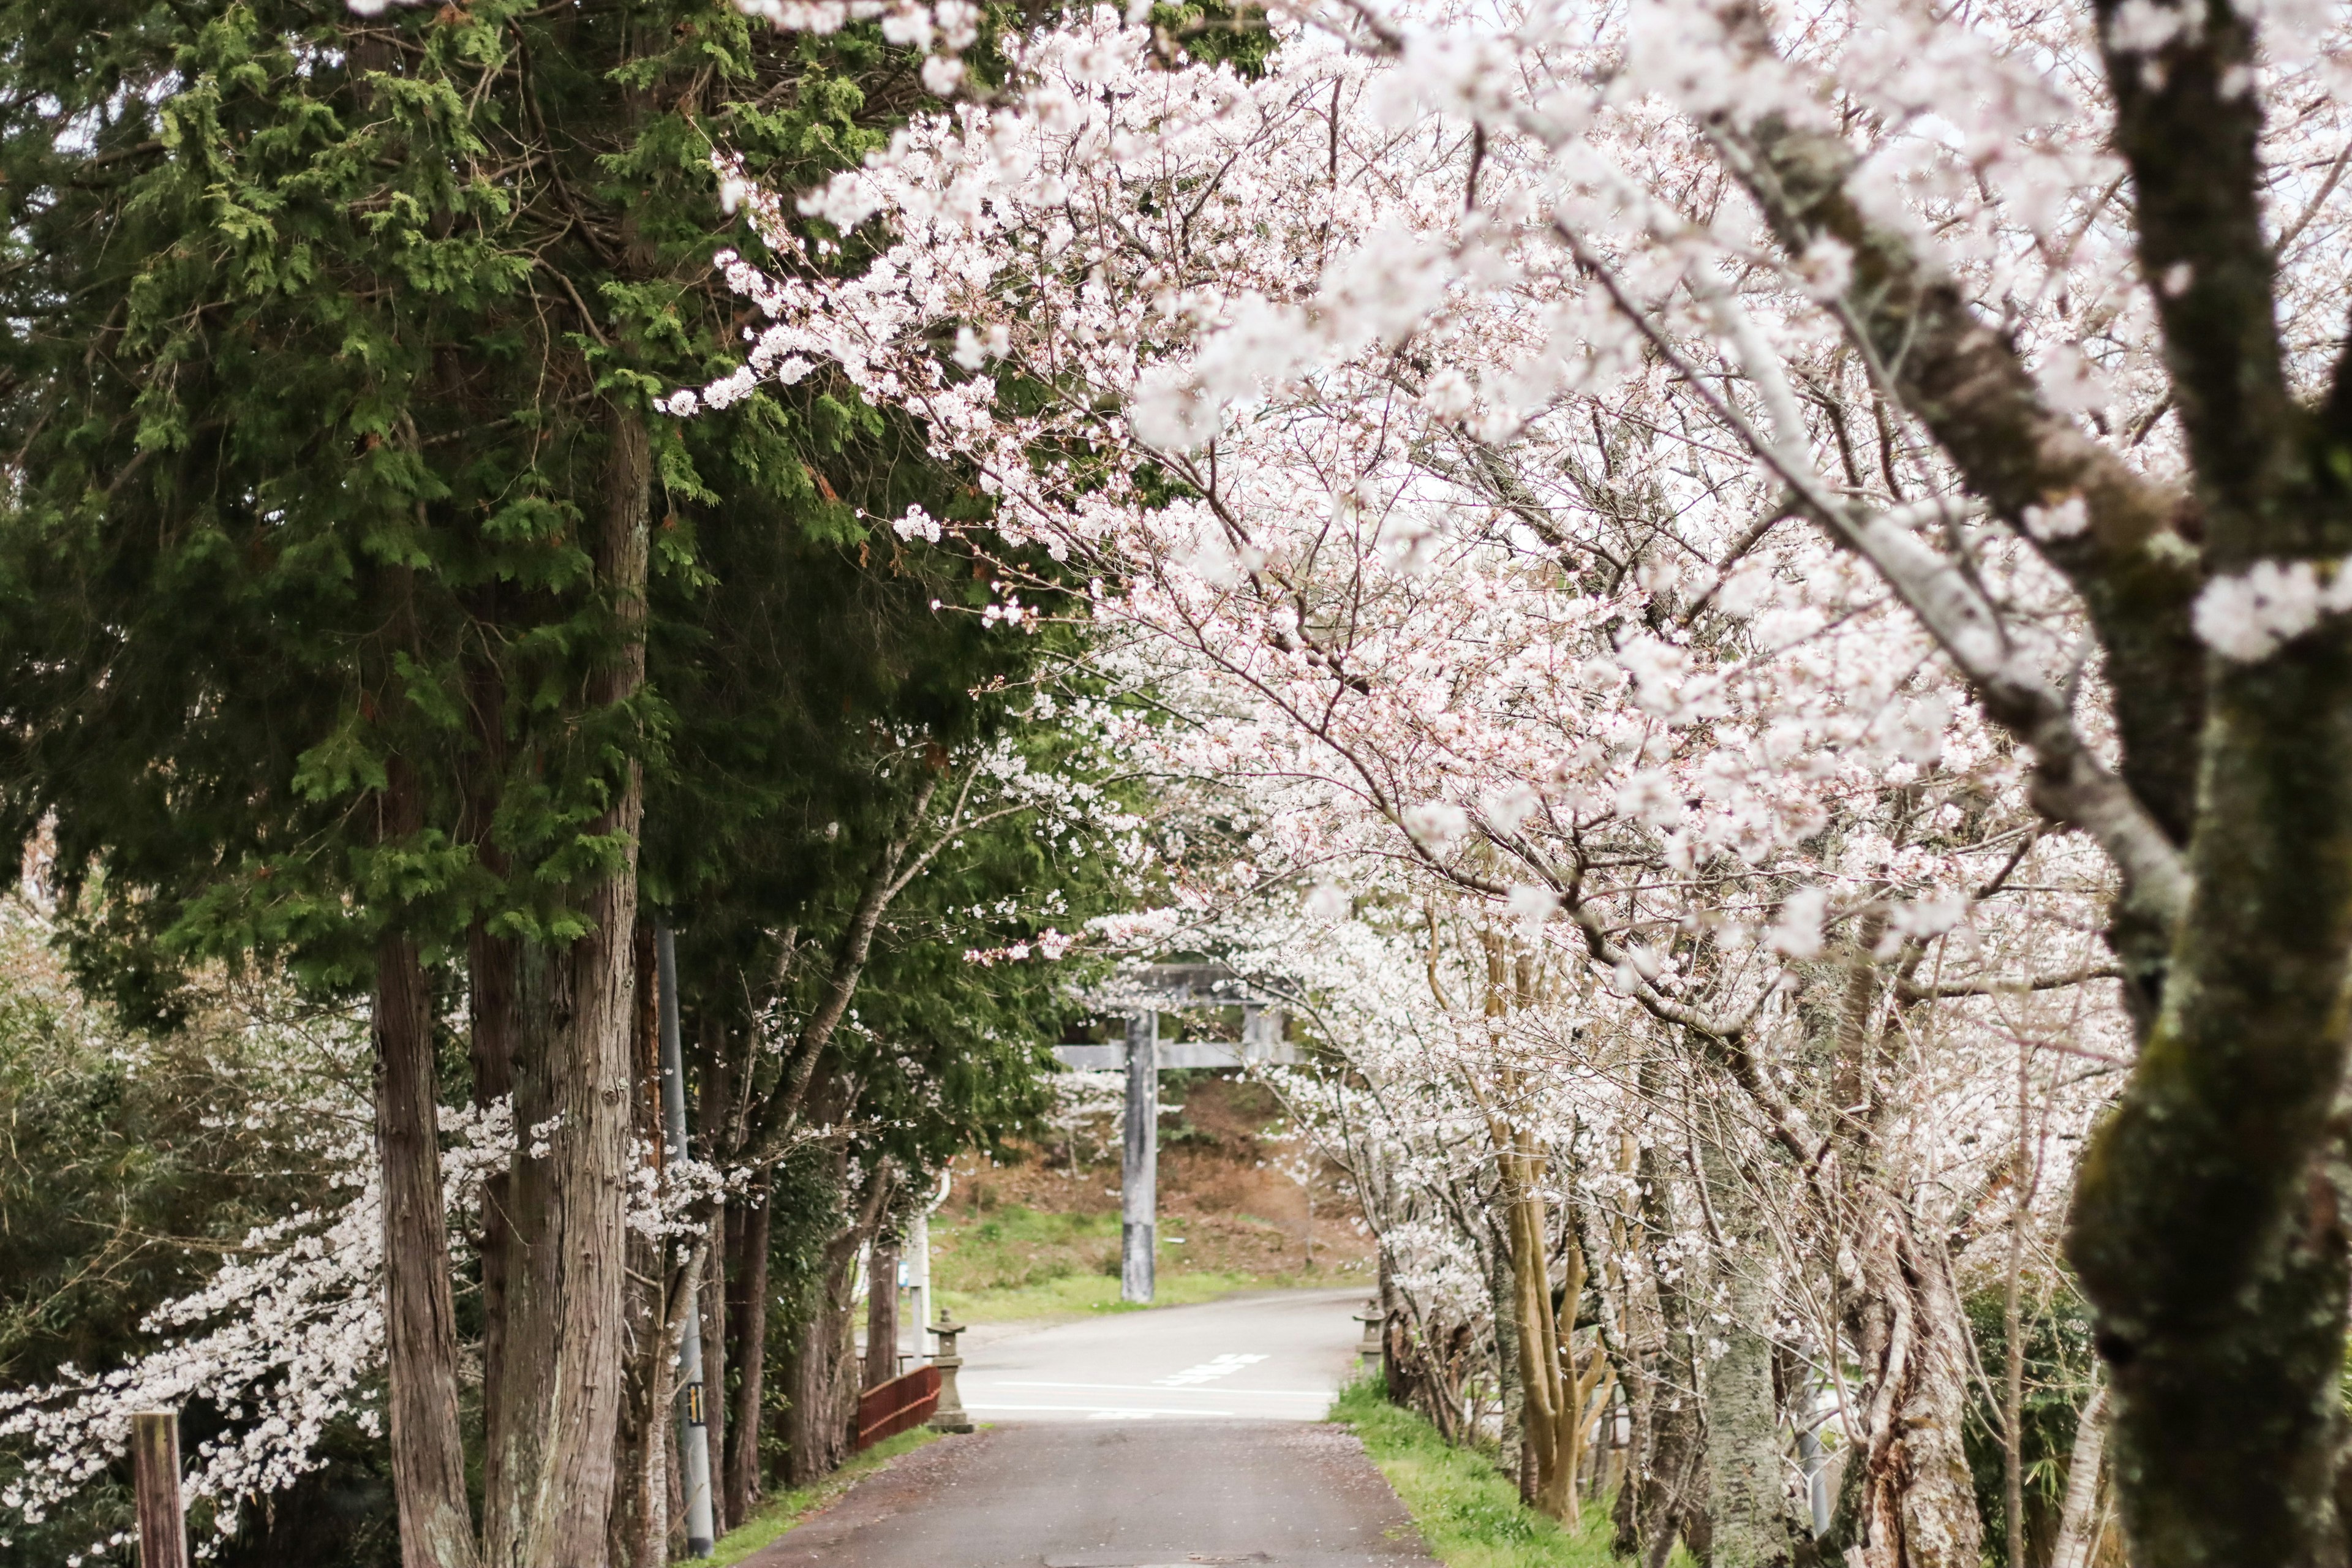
929, 1310, 974, 1434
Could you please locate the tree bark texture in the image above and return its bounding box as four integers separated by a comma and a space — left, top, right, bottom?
606, 1222, 669, 1568
606, 930, 668, 1568
1795, 954, 1983, 1568
865, 1240, 901, 1389
483, 404, 652, 1568
780, 1152, 895, 1486
2065, 7, 2352, 1547
1695, 1133, 1807, 1568
373, 782, 481, 1568
724, 1189, 774, 1525
131, 1411, 188, 1568
2051, 1386, 2111, 1568
1621, 1061, 1711, 1568
1499, 1131, 1613, 1526
465, 654, 520, 1509
1714, 7, 2352, 1555
1484, 1214, 1525, 1476
1830, 1204, 1980, 1568
778, 1267, 861, 1487
468, 922, 521, 1548
700, 1219, 730, 1537
2068, 629, 2352, 1568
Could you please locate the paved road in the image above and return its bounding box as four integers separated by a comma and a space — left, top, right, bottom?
959, 1287, 1369, 1423
744, 1289, 1434, 1568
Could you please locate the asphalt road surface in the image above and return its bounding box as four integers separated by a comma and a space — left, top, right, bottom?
743, 1289, 1437, 1568
959, 1286, 1369, 1424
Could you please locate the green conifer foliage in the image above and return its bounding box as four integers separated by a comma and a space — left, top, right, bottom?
0, 4, 1122, 1561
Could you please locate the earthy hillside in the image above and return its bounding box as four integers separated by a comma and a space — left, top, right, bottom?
932, 1072, 1376, 1321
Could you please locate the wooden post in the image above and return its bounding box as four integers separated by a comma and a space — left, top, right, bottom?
131, 1411, 187, 1568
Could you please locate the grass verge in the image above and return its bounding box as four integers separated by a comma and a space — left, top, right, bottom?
707, 1427, 940, 1566
1330, 1378, 1626, 1568
938, 1266, 1321, 1323
930, 1202, 1365, 1324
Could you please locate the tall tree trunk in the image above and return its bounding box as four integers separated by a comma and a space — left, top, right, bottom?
724, 1189, 774, 1525
1633, 1131, 1711, 1568
1485, 1211, 1525, 1473
1805, 944, 1983, 1568
865, 1239, 901, 1389
483, 403, 651, 1568
608, 927, 669, 1568
468, 918, 519, 1540
1506, 1158, 1570, 1518
780, 1155, 895, 1485
1695, 1128, 1806, 1568
701, 1219, 730, 1537
374, 895, 480, 1568
2050, 1386, 2110, 1568
1501, 1134, 1609, 1526
778, 1270, 861, 1487
466, 638, 521, 1536
1833, 1208, 1981, 1568
607, 1191, 670, 1568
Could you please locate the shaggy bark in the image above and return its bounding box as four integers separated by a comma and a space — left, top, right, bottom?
1696, 1131, 1809, 1568
607, 929, 669, 1568
374, 910, 479, 1568
723, 1190, 774, 1524
700, 1227, 729, 1537
865, 1238, 902, 1389
1709, 4, 2352, 1558
1624, 1089, 1711, 1568
1830, 1208, 1980, 1568
1806, 949, 1983, 1568
482, 403, 650, 1568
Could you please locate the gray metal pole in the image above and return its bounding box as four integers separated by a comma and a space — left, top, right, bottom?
1120, 1008, 1158, 1303
657, 927, 717, 1558
1798, 1422, 1832, 1536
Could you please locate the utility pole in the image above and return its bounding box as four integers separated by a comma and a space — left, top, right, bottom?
1121, 1008, 1158, 1303
657, 927, 717, 1558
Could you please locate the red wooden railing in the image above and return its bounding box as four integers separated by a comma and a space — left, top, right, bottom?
854, 1363, 940, 1450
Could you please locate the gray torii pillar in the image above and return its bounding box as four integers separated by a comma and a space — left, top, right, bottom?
1121, 1008, 1158, 1303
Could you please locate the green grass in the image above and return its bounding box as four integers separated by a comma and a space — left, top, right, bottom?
1330, 1378, 1651, 1568
932, 1204, 1329, 1322
707, 1427, 941, 1566
938, 1266, 1306, 1322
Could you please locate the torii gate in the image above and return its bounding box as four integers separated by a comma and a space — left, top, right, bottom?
1050, 963, 1297, 1302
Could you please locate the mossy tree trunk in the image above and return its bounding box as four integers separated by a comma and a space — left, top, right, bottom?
1694, 1128, 1811, 1568
1711, 0, 2352, 1551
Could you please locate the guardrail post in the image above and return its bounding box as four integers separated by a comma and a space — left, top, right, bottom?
132, 1411, 187, 1568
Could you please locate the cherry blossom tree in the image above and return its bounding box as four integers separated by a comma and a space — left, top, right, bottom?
677, 0, 2352, 1560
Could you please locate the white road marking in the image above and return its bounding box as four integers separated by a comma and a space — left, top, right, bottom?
962, 1402, 1235, 1417
1153, 1353, 1268, 1388
990, 1380, 1332, 1398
